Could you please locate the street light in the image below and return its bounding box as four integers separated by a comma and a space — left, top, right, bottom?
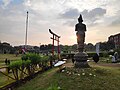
25, 11, 29, 49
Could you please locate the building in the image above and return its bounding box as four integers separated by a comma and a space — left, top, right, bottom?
108, 33, 120, 49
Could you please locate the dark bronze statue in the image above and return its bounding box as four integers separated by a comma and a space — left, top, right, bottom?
74, 14, 89, 68
75, 14, 86, 52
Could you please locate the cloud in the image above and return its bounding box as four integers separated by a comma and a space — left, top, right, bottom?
60, 8, 79, 19
82, 8, 106, 19
60, 7, 106, 27
0, 0, 120, 46
1, 0, 12, 8
80, 8, 106, 26
110, 18, 120, 26
109, 10, 120, 26
59, 8, 79, 26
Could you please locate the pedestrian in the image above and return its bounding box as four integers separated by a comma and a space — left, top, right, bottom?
114, 52, 118, 61
93, 53, 99, 63
72, 58, 75, 63
7, 60, 10, 65
112, 55, 116, 63
5, 58, 7, 65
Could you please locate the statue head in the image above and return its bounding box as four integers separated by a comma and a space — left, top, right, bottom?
78, 14, 83, 23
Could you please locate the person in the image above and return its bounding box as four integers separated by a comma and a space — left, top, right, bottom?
72, 58, 75, 63
114, 52, 118, 61
5, 58, 7, 65
93, 53, 99, 63
7, 60, 10, 65
111, 55, 116, 63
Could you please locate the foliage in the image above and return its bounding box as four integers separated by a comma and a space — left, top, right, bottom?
102, 52, 109, 57
0, 42, 13, 54
9, 53, 52, 69
99, 41, 115, 51
108, 51, 114, 56
9, 60, 22, 69
21, 54, 28, 61
114, 49, 120, 58
87, 52, 102, 58
47, 84, 62, 90
41, 55, 49, 63
27, 53, 41, 64
85, 43, 95, 51
9, 60, 31, 69
22, 60, 31, 67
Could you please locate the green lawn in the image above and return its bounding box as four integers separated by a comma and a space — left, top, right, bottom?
0, 54, 21, 87
0, 54, 21, 61
0, 73, 15, 88
0, 54, 21, 67
16, 62, 120, 90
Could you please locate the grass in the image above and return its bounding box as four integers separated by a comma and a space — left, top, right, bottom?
0, 72, 16, 88
0, 54, 21, 67
16, 62, 120, 90
0, 54, 21, 87
0, 54, 21, 61
0, 54, 119, 90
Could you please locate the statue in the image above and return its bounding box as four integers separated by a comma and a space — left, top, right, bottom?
75, 14, 86, 52
74, 14, 89, 68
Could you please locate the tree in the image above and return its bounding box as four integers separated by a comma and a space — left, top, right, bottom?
84, 43, 95, 51
72, 44, 77, 51
0, 42, 13, 54
99, 41, 115, 51
107, 41, 115, 50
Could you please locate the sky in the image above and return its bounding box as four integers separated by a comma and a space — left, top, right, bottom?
0, 0, 120, 46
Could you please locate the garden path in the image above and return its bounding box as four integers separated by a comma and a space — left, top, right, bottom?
63, 59, 120, 68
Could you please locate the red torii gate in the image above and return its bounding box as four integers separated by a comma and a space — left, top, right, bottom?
49, 29, 60, 59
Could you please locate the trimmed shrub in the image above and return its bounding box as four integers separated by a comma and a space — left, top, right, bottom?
21, 54, 28, 61
9, 60, 22, 69
9, 60, 31, 69
87, 52, 106, 58
27, 53, 41, 64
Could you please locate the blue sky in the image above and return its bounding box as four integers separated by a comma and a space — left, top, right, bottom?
0, 0, 120, 46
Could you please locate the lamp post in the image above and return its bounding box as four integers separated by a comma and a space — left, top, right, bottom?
25, 11, 29, 50
39, 43, 41, 53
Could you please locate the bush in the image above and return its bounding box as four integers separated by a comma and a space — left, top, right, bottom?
22, 60, 31, 67
108, 51, 114, 56
9, 53, 56, 69
9, 60, 22, 69
9, 60, 31, 69
27, 53, 41, 64
21, 53, 42, 64
102, 52, 109, 57
87, 52, 106, 58
114, 49, 120, 58
21, 54, 28, 61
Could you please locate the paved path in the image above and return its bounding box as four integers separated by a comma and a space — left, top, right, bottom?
64, 59, 120, 68
0, 68, 6, 72
63, 59, 74, 68
97, 63, 120, 67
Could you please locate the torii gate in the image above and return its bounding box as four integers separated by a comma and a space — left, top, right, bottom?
49, 29, 60, 59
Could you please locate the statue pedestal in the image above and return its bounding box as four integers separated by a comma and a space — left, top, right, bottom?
74, 52, 89, 68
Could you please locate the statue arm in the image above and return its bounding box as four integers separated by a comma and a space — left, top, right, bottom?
84, 24, 86, 31
75, 24, 77, 31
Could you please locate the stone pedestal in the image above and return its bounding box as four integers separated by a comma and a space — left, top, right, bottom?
74, 52, 89, 68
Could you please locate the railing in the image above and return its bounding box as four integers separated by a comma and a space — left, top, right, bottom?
0, 63, 51, 89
